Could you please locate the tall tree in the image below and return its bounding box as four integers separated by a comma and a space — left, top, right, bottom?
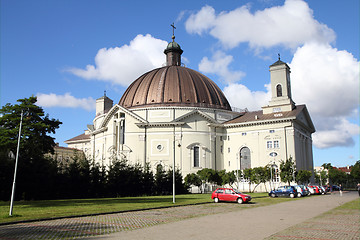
279, 157, 295, 186
0, 96, 62, 159
0, 96, 62, 200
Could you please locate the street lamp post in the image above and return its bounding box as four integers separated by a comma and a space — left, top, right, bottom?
9, 110, 24, 216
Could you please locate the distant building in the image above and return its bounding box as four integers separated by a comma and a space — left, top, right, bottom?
45, 143, 84, 167
65, 34, 315, 191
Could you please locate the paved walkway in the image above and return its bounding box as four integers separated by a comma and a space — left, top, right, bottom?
0, 192, 358, 240
96, 191, 358, 240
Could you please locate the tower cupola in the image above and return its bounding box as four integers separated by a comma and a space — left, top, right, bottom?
164, 23, 183, 66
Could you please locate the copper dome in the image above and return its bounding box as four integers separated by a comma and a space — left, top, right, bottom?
119, 65, 232, 111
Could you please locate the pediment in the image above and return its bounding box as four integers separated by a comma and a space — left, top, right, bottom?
99, 104, 147, 128
295, 106, 315, 133
172, 110, 217, 124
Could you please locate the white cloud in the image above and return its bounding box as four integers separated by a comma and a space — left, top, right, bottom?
223, 83, 271, 111
289, 42, 359, 148
199, 51, 245, 83
185, 5, 216, 35
66, 34, 168, 86
36, 93, 96, 111
290, 42, 359, 118
185, 0, 335, 49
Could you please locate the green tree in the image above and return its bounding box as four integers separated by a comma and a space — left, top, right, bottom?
296, 170, 312, 185
328, 167, 347, 185
350, 160, 360, 182
322, 163, 332, 170
0, 96, 62, 200
279, 157, 295, 186
184, 173, 202, 191
252, 167, 270, 192
0, 96, 62, 159
220, 170, 237, 188
197, 168, 219, 193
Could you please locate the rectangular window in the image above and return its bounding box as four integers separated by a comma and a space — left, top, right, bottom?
194, 146, 200, 167
220, 145, 223, 153
220, 136, 223, 141
274, 140, 279, 148
242, 132, 247, 136
267, 141, 272, 149
120, 121, 125, 144
228, 147, 230, 153
269, 130, 275, 133
227, 136, 230, 140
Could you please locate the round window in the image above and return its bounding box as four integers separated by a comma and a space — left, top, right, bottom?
156, 144, 163, 151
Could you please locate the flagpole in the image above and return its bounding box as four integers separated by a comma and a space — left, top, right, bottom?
9, 109, 24, 216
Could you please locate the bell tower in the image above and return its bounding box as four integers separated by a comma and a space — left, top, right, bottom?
263, 55, 295, 114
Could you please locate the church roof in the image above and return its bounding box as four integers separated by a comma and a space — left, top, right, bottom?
64, 133, 90, 143
225, 105, 313, 130
119, 65, 232, 111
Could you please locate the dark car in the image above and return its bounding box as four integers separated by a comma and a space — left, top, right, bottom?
269, 186, 297, 198
211, 188, 252, 204
332, 185, 340, 191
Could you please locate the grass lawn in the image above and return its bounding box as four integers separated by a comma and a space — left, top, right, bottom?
0, 192, 299, 224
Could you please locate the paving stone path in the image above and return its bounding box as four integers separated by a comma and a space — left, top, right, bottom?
0, 203, 250, 239
0, 192, 358, 240
266, 201, 360, 240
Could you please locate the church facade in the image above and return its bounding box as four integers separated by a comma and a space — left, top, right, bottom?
65, 36, 315, 190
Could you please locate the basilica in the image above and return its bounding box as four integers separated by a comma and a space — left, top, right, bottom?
65, 34, 315, 189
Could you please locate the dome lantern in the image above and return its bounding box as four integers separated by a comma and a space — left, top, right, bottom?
164, 23, 183, 66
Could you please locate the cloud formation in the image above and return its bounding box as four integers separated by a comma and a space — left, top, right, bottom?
66, 34, 168, 86
199, 51, 245, 83
290, 43, 359, 148
37, 93, 96, 111
186, 0, 359, 149
185, 0, 335, 49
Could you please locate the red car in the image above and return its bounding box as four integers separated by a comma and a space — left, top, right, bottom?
211, 188, 252, 204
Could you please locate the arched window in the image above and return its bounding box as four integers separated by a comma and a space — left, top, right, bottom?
239, 147, 251, 170
193, 146, 200, 167
276, 84, 282, 97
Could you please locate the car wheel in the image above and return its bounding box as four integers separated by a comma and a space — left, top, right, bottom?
237, 198, 243, 204
290, 193, 295, 198
297, 193, 302, 198
214, 197, 219, 203
270, 193, 276, 198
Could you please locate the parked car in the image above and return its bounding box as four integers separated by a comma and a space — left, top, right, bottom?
308, 185, 321, 194
332, 185, 340, 191
294, 185, 310, 197
269, 186, 297, 198
322, 185, 331, 193
307, 185, 315, 195
211, 188, 252, 204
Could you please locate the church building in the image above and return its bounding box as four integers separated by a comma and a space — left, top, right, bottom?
65, 34, 315, 190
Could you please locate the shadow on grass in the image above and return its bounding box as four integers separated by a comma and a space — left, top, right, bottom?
1, 196, 212, 209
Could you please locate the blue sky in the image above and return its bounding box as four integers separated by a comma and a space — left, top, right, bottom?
1, 0, 359, 168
